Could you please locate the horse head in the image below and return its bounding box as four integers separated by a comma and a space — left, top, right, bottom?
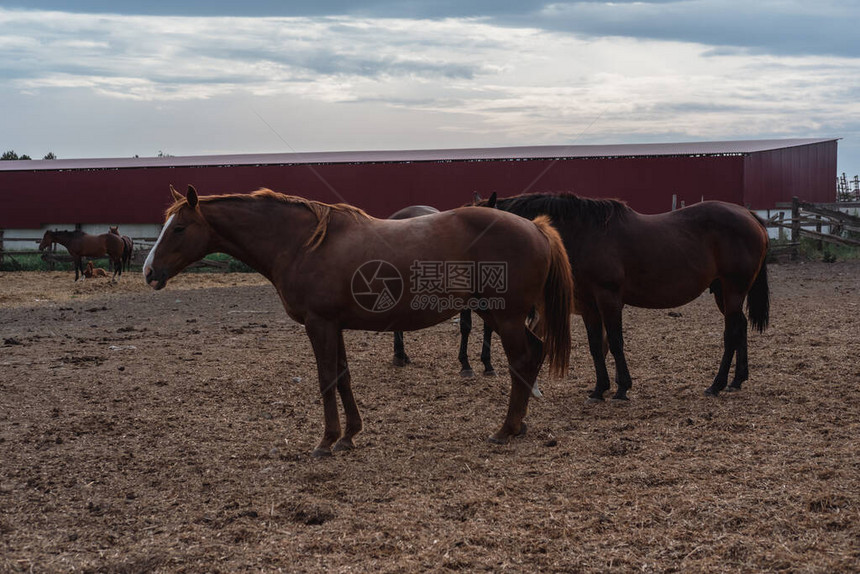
143, 184, 212, 290
471, 192, 497, 208
109, 226, 119, 235
38, 230, 54, 251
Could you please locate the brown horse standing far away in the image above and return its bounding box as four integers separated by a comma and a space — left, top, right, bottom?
109, 226, 134, 271
473, 192, 770, 400
144, 185, 574, 457
39, 229, 125, 282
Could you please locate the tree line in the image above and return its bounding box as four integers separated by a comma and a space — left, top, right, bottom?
2, 150, 56, 160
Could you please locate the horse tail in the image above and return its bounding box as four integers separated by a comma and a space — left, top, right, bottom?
124, 237, 134, 269
531, 215, 573, 378
747, 212, 770, 333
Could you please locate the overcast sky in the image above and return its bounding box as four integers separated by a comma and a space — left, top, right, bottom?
2, 1, 859, 182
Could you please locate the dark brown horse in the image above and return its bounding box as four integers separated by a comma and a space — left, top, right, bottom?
109, 226, 134, 271
387, 204, 497, 378
39, 229, 125, 282
144, 185, 574, 457
474, 192, 770, 400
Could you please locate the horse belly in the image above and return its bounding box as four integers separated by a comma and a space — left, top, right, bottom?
623, 274, 712, 309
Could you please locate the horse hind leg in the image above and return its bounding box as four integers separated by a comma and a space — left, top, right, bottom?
488, 322, 543, 444
728, 313, 749, 391
706, 289, 746, 396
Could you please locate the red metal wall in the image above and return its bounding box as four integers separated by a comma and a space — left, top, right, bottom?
743, 140, 837, 207
0, 143, 831, 228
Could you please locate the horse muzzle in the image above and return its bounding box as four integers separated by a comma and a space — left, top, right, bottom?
143, 266, 168, 290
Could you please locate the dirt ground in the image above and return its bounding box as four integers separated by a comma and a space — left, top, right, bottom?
0, 262, 858, 573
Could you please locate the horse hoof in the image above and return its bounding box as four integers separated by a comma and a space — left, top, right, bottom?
585, 397, 604, 404
487, 432, 511, 445
517, 422, 528, 437
332, 438, 355, 452
311, 447, 333, 458
727, 384, 742, 392
611, 395, 629, 402
392, 357, 409, 367
704, 388, 720, 397
460, 369, 475, 378
483, 369, 497, 377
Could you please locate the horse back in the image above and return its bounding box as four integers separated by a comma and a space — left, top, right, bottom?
574, 201, 767, 308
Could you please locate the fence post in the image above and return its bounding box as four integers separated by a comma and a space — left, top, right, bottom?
815, 215, 822, 251
791, 196, 800, 260
0, 229, 4, 267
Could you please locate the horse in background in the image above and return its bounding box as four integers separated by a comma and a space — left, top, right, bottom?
473, 192, 770, 400
109, 226, 134, 271
387, 204, 497, 377
84, 261, 108, 278
39, 229, 125, 282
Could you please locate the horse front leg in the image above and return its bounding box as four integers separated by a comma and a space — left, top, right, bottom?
458, 310, 475, 377
480, 321, 496, 376
593, 293, 633, 401
489, 322, 543, 444
74, 257, 82, 281
305, 318, 344, 457
583, 308, 611, 402
333, 330, 363, 452
392, 331, 410, 367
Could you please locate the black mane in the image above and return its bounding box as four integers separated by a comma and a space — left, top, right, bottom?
52, 229, 85, 238
488, 193, 629, 226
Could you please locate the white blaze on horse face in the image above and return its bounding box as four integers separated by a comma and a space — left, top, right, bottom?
143, 214, 175, 285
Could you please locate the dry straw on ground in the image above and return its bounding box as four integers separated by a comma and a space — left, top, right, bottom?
0, 262, 857, 572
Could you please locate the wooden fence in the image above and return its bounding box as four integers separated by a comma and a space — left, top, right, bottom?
768, 197, 860, 259
0, 233, 228, 270
4, 199, 859, 268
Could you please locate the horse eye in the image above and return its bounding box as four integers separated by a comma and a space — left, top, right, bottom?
173, 225, 186, 234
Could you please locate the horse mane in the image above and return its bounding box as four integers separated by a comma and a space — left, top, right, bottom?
51, 229, 85, 239
166, 188, 371, 250
483, 192, 629, 227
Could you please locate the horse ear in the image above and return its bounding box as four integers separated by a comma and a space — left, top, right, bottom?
170, 184, 183, 202
473, 192, 482, 204
186, 185, 199, 208
488, 192, 497, 208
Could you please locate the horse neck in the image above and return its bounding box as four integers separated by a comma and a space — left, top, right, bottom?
200, 199, 320, 278
50, 232, 76, 248
497, 197, 593, 248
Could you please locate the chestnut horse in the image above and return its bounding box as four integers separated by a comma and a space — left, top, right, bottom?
387, 204, 498, 379
473, 192, 770, 400
39, 229, 125, 281
84, 261, 108, 278
109, 226, 134, 271
144, 185, 574, 457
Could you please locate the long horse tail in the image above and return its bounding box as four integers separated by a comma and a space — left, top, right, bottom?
747, 212, 770, 333
531, 215, 573, 378
124, 237, 134, 268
